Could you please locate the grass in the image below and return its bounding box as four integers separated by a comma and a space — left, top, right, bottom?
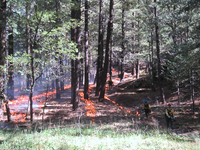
0, 120, 200, 150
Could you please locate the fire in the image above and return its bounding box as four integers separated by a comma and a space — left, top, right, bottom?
64, 85, 71, 90
14, 89, 18, 92
112, 68, 117, 73
4, 85, 72, 123
79, 85, 96, 120
136, 110, 140, 116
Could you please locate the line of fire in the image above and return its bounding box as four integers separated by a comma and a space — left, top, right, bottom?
1, 68, 140, 124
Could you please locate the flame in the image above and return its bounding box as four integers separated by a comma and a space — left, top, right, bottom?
79, 85, 96, 120
124, 74, 128, 78
136, 110, 140, 116
64, 85, 71, 90
4, 85, 72, 123
112, 68, 117, 73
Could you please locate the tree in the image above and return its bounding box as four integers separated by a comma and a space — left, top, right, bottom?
71, 0, 81, 110
99, 0, 114, 102
0, 0, 11, 122
8, 0, 74, 122
95, 0, 104, 96
84, 0, 89, 99
154, 0, 166, 104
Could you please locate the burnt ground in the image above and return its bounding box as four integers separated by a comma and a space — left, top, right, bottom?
2, 70, 200, 136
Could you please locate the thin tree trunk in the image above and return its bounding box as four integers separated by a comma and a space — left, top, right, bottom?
55, 0, 61, 99
109, 36, 113, 80
7, 26, 14, 100
120, 4, 125, 81
177, 80, 180, 105
84, 0, 89, 99
0, 0, 11, 122
150, 31, 156, 91
71, 0, 81, 110
154, 0, 165, 104
132, 11, 136, 77
99, 0, 114, 102
29, 46, 34, 122
136, 59, 139, 79
26, 3, 31, 90
190, 69, 195, 115
95, 0, 103, 96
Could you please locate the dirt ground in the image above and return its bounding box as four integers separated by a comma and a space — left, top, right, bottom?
2, 70, 200, 135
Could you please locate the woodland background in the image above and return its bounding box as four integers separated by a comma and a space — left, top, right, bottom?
0, 0, 200, 124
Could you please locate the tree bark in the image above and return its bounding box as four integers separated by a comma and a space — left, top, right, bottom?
0, 0, 11, 122
120, 4, 125, 81
71, 0, 81, 110
84, 0, 89, 99
7, 26, 14, 100
99, 0, 114, 101
95, 0, 104, 96
154, 0, 166, 104
55, 0, 61, 99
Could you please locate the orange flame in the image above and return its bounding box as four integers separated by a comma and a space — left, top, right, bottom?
79, 85, 96, 120
4, 85, 72, 123
136, 110, 140, 116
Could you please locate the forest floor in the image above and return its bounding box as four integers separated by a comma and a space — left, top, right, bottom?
2, 68, 200, 136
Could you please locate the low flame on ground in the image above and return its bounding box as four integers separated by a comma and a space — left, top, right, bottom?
79, 85, 96, 120
4, 85, 72, 123
104, 72, 140, 117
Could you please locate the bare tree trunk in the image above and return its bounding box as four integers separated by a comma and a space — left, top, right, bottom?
154, 0, 165, 104
99, 0, 114, 102
190, 69, 195, 115
136, 59, 140, 79
29, 46, 34, 122
177, 80, 180, 105
56, 77, 60, 99
109, 36, 113, 80
150, 31, 156, 92
84, 0, 89, 99
7, 26, 14, 100
71, 0, 81, 110
132, 12, 136, 77
0, 0, 11, 122
95, 0, 104, 96
26, 3, 31, 90
55, 0, 61, 100
120, 4, 125, 81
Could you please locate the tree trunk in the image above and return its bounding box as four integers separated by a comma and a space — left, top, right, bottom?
109, 36, 113, 80
7, 26, 14, 100
56, 77, 60, 99
120, 4, 125, 81
190, 69, 195, 115
0, 0, 11, 122
95, 0, 104, 96
150, 31, 156, 92
55, 0, 61, 99
29, 47, 34, 122
132, 12, 136, 77
71, 0, 81, 110
84, 0, 89, 99
136, 59, 140, 79
99, 0, 114, 102
26, 3, 31, 90
154, 0, 166, 104
0, 0, 6, 66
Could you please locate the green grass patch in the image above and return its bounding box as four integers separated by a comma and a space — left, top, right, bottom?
0, 122, 199, 150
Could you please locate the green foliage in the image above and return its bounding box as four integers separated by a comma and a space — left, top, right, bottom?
0, 122, 199, 150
